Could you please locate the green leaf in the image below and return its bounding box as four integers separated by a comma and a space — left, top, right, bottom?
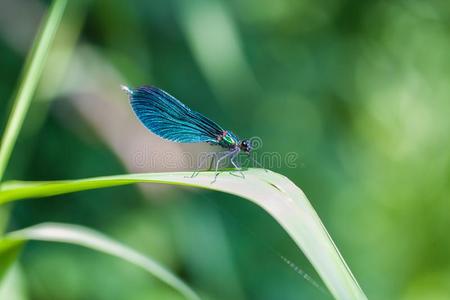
2, 223, 200, 300
0, 0, 68, 181
0, 169, 367, 300
0, 239, 24, 282
0, 264, 27, 300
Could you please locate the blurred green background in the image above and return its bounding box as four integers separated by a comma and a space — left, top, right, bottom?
1, 0, 450, 299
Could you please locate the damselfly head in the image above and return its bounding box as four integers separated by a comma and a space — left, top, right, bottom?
239, 139, 252, 154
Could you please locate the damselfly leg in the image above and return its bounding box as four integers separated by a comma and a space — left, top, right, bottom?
211, 148, 239, 183
229, 152, 245, 179
186, 149, 246, 183
186, 152, 215, 178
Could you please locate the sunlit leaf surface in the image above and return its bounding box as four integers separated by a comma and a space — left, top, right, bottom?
0, 169, 367, 300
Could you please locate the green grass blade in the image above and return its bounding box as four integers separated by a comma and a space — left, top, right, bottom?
0, 169, 367, 299
2, 223, 200, 300
0, 264, 27, 300
0, 0, 67, 181
0, 239, 24, 282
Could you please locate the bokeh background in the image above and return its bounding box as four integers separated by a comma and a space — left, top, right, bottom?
1, 0, 450, 299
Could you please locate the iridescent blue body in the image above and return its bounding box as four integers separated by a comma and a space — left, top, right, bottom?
124, 85, 252, 180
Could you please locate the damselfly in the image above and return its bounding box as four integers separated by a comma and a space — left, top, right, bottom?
122, 85, 261, 182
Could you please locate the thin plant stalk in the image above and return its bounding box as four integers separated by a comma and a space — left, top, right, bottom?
0, 0, 67, 181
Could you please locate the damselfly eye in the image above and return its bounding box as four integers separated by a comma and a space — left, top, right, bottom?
240, 139, 252, 153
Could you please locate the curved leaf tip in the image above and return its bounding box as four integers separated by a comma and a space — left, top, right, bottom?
0, 169, 367, 300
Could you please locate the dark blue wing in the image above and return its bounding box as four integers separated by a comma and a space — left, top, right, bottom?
128, 86, 224, 143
